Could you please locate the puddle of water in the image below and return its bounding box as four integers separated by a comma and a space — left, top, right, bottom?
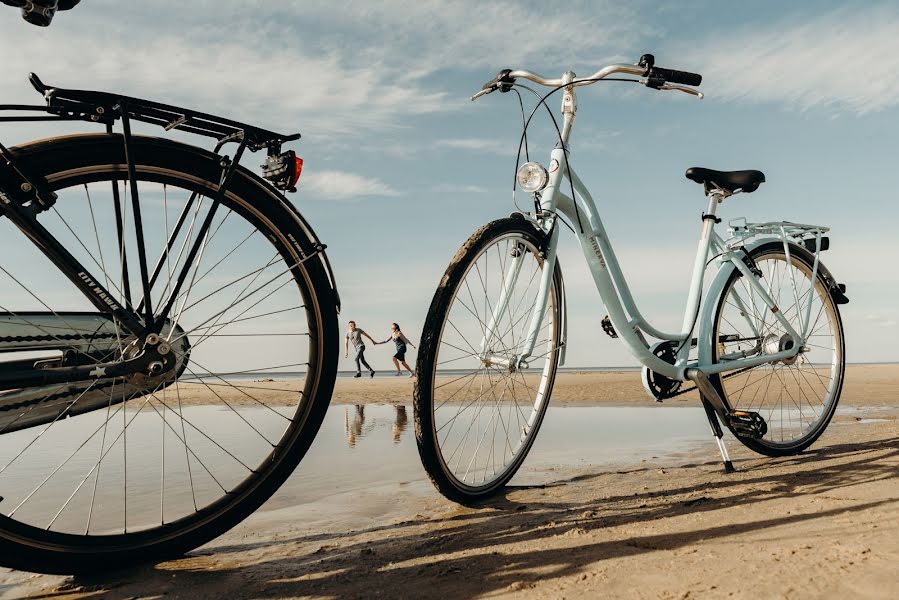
7, 401, 877, 535
263, 404, 713, 513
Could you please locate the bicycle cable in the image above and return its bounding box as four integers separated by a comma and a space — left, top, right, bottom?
507, 77, 642, 235
510, 88, 531, 216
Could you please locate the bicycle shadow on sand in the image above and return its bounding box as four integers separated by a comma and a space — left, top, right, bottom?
31, 433, 899, 600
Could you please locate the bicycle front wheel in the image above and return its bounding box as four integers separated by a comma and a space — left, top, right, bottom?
710, 242, 845, 456
0, 134, 338, 573
414, 217, 562, 504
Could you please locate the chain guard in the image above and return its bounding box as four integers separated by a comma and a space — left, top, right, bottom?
0, 315, 190, 434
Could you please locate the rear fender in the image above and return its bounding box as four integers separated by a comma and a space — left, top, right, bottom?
696, 237, 847, 370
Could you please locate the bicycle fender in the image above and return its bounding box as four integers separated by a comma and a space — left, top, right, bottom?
696, 237, 846, 370
237, 164, 342, 313
557, 254, 568, 366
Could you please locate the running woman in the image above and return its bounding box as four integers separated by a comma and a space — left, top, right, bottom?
345, 321, 377, 378
376, 323, 416, 377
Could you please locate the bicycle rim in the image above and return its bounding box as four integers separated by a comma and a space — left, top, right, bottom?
420, 223, 560, 496
0, 136, 332, 558
713, 247, 844, 450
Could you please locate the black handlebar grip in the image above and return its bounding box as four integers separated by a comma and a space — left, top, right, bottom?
651, 66, 702, 87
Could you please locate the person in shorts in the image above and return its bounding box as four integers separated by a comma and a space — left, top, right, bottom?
345, 321, 377, 378
376, 322, 416, 377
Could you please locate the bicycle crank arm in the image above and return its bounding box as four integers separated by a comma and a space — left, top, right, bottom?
685, 367, 767, 440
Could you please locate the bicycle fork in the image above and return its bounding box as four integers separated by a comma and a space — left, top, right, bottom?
479, 223, 560, 371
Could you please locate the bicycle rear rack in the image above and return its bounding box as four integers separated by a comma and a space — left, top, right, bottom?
0, 73, 300, 154
0, 72, 341, 322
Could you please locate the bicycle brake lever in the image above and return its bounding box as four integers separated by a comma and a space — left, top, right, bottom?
470, 86, 496, 102
641, 80, 704, 99
471, 69, 515, 101
663, 84, 704, 99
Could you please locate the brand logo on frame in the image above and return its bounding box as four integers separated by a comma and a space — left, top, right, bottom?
589, 237, 606, 268
77, 272, 120, 310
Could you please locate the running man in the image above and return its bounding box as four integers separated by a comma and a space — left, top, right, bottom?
345, 320, 377, 378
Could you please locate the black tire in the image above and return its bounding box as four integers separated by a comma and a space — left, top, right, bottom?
414, 216, 562, 505
0, 134, 339, 574
710, 242, 845, 457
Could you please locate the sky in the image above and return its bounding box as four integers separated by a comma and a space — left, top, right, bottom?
1, 0, 897, 369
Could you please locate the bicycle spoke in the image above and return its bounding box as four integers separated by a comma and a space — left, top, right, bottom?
716, 251, 841, 447
429, 230, 557, 491
0, 165, 323, 546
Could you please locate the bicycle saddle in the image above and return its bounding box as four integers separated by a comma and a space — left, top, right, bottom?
685, 167, 766, 194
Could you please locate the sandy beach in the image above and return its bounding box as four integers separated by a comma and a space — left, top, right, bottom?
331, 363, 896, 408
170, 363, 898, 409
1, 365, 896, 599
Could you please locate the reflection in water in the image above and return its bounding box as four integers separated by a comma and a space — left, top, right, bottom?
392, 406, 407, 444
344, 405, 408, 448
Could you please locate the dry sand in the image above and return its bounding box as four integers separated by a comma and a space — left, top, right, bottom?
1, 364, 896, 599
174, 363, 896, 408
331, 363, 897, 408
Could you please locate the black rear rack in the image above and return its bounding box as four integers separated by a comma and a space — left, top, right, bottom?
0, 73, 299, 154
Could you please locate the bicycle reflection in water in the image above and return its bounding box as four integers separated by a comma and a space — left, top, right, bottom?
344, 405, 409, 447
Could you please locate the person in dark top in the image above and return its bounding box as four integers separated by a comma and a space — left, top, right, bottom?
376, 322, 416, 377
345, 320, 377, 378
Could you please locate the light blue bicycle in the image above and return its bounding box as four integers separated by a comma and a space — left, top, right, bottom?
413, 55, 848, 504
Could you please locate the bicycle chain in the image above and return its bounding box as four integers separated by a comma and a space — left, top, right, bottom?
661, 364, 758, 400
0, 333, 118, 344
0, 378, 121, 413
0, 331, 120, 414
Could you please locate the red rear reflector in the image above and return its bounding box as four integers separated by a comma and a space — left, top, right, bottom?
291, 157, 304, 189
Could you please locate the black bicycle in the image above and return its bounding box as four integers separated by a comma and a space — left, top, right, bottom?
0, 75, 340, 574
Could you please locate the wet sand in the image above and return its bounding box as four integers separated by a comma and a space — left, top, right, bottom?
173, 364, 897, 408
2, 365, 896, 599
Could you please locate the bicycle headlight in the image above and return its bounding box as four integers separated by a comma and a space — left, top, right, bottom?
516, 162, 549, 193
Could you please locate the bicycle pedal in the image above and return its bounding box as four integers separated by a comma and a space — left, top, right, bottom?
727, 410, 767, 439
601, 315, 617, 339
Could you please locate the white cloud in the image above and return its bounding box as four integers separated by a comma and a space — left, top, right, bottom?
431, 183, 489, 194
864, 314, 897, 328
435, 138, 511, 154
234, 0, 646, 76
300, 170, 400, 201
682, 6, 899, 114
0, 1, 648, 142
0, 28, 449, 140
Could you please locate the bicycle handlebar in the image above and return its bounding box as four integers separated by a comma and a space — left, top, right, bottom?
471, 54, 703, 101
650, 66, 702, 87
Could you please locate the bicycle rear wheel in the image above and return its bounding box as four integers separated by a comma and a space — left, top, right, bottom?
414, 217, 562, 504
710, 242, 844, 456
0, 134, 338, 573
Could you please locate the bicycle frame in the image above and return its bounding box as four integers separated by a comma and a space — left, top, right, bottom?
484, 81, 820, 384
0, 73, 335, 391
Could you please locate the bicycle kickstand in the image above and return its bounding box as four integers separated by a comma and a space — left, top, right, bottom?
701, 398, 735, 473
